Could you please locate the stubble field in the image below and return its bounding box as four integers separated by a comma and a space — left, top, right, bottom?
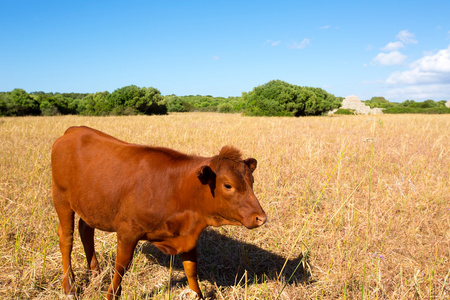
0, 113, 449, 299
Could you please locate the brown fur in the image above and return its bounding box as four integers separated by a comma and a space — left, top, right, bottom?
218, 145, 243, 161
51, 126, 266, 299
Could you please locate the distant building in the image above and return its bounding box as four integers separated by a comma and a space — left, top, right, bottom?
330, 95, 384, 115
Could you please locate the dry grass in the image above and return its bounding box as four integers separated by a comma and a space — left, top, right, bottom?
0, 113, 449, 299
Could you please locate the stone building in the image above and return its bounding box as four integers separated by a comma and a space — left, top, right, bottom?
330, 95, 384, 115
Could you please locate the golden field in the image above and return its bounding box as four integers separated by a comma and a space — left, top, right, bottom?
0, 113, 449, 299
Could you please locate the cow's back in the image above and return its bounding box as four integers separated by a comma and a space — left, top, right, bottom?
52, 126, 132, 193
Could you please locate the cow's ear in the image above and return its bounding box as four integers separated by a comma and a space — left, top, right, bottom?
197, 165, 215, 185
244, 158, 257, 173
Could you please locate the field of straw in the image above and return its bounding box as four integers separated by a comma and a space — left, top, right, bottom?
0, 113, 449, 299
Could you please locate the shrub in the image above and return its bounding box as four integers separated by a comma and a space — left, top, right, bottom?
334, 108, 355, 115
108, 85, 167, 115
166, 95, 188, 112
218, 103, 234, 113
242, 80, 341, 117
384, 106, 450, 114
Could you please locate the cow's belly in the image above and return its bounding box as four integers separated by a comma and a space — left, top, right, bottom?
69, 193, 119, 232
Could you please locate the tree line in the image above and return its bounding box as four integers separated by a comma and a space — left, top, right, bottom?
0, 81, 342, 117
0, 86, 167, 117
0, 86, 244, 117
364, 97, 450, 114
1, 81, 448, 117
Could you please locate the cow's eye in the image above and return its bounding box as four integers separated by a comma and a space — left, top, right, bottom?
224, 184, 232, 190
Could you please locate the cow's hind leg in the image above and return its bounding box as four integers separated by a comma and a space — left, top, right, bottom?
55, 206, 76, 297
79, 218, 100, 276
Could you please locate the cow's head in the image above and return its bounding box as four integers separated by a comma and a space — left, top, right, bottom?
197, 146, 267, 229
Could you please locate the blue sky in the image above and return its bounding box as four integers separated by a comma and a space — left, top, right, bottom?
1, 1, 450, 101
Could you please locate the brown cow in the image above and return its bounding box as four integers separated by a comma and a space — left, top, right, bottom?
51, 126, 266, 299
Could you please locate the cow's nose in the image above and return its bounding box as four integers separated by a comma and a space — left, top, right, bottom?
255, 212, 267, 227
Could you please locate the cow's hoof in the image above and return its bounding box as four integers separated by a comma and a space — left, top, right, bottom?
178, 288, 200, 299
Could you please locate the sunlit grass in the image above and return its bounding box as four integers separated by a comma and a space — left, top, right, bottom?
0, 113, 449, 299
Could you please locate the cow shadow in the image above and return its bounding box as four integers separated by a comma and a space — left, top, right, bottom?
138, 228, 310, 297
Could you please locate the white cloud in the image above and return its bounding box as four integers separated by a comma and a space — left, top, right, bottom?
386, 46, 450, 85
384, 45, 450, 100
384, 84, 450, 101
412, 47, 450, 73
387, 68, 437, 85
382, 41, 404, 51
320, 25, 331, 29
264, 39, 280, 47
372, 30, 417, 66
373, 51, 407, 66
271, 40, 280, 47
396, 30, 417, 45
289, 38, 311, 49
212, 55, 220, 60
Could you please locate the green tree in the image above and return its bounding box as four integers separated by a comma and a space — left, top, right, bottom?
437, 100, 447, 107
30, 91, 83, 115
0, 93, 7, 116
242, 80, 340, 116
78, 91, 111, 115
218, 102, 234, 113
108, 85, 167, 115
420, 99, 437, 108
5, 89, 40, 116
39, 99, 59, 116
141, 87, 167, 115
364, 96, 397, 109
399, 100, 415, 107
165, 95, 189, 112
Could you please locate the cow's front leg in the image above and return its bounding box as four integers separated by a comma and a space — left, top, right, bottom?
180, 247, 203, 299
106, 236, 138, 300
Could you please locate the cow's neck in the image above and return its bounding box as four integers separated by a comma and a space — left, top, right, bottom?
146, 161, 213, 255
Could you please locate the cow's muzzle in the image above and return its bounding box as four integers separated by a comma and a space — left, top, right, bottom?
245, 211, 267, 229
